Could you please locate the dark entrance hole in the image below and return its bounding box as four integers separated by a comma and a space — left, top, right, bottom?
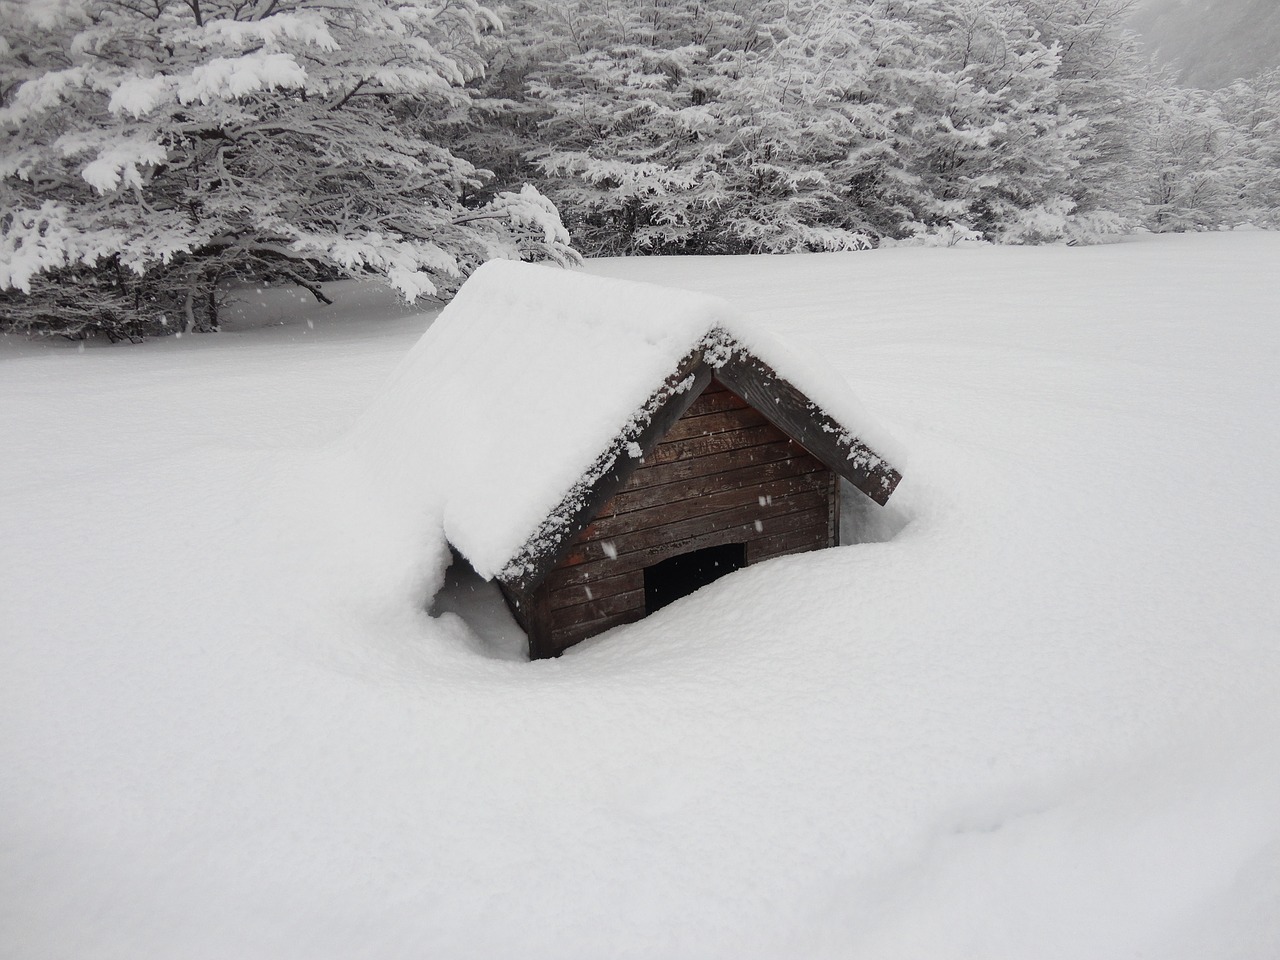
644, 543, 746, 614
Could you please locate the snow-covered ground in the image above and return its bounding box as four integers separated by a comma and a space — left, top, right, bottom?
2, 234, 1278, 959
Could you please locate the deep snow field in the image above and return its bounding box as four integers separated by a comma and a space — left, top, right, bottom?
3, 233, 1279, 959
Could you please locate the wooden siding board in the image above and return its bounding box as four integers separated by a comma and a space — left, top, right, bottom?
828, 471, 839, 547
747, 525, 829, 563
643, 422, 783, 466
603, 456, 823, 517
563, 490, 828, 565
499, 582, 533, 632
613, 439, 803, 491
749, 534, 830, 564
547, 569, 644, 611
548, 609, 646, 650
549, 588, 644, 625
524, 582, 557, 660
582, 471, 829, 541
681, 383, 750, 417
660, 406, 768, 443
546, 506, 830, 589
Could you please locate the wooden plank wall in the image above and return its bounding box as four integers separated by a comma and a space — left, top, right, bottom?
519, 378, 838, 657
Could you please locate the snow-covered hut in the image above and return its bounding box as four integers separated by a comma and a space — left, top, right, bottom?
377, 260, 903, 659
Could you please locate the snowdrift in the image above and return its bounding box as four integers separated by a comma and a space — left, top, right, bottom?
2, 234, 1279, 959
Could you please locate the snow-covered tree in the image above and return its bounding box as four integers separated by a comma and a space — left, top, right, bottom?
1138, 79, 1259, 231
1214, 69, 1280, 227
501, 0, 1109, 253
876, 0, 1085, 243
520, 0, 880, 255
1022, 0, 1153, 237
0, 0, 576, 338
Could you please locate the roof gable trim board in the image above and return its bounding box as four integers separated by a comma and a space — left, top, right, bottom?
714, 347, 901, 502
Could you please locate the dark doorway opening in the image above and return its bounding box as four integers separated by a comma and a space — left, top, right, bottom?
644, 543, 747, 614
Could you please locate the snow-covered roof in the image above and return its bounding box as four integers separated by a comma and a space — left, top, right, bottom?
359, 260, 901, 585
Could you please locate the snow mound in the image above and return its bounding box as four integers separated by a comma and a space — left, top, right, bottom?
3, 234, 1280, 957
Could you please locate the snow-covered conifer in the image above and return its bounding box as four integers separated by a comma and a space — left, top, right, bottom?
513, 0, 888, 254
1123, 63, 1280, 234
0, 0, 576, 338
870, 0, 1085, 243
505, 0, 1110, 251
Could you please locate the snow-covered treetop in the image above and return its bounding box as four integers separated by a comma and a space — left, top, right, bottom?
354, 261, 902, 582
0, 0, 575, 338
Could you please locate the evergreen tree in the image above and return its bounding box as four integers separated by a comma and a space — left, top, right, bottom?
0, 0, 575, 338
520, 0, 877, 254
889, 0, 1083, 242
500, 0, 1108, 252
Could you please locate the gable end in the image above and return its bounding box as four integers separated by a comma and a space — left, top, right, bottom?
496, 330, 902, 595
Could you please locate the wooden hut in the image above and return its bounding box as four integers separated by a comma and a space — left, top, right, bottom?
392, 261, 903, 660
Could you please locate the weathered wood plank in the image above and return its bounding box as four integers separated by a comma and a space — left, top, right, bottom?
581, 472, 830, 541
717, 353, 902, 504
643, 422, 783, 466
564, 490, 827, 565
547, 569, 643, 611
549, 588, 645, 627
547, 608, 646, 650
660, 405, 768, 443
827, 470, 839, 547
620, 439, 804, 491
603, 457, 824, 517
747, 527, 829, 564
681, 384, 749, 418
547, 506, 830, 589
675, 376, 747, 414
498, 582, 534, 632
524, 582, 558, 660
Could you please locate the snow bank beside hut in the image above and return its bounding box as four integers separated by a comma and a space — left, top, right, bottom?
3, 233, 1279, 959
